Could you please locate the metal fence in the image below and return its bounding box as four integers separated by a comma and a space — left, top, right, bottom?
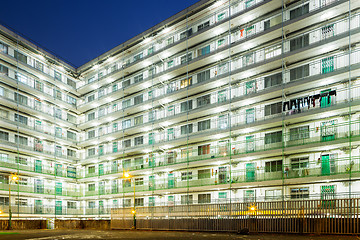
111, 198, 360, 234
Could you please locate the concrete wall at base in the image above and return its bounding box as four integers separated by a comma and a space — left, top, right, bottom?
0, 220, 46, 230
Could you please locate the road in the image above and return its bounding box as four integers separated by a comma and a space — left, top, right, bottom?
0, 230, 358, 240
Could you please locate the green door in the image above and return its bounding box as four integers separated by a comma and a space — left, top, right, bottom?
320, 89, 331, 108
55, 182, 62, 196
35, 160, 42, 173
55, 200, 62, 215
149, 133, 155, 145
99, 145, 104, 156
35, 200, 43, 214
246, 163, 256, 181
55, 164, 63, 176
321, 155, 330, 175
149, 154, 155, 168
99, 164, 104, 175
168, 173, 175, 188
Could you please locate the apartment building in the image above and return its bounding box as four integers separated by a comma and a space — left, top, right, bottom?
0, 0, 359, 218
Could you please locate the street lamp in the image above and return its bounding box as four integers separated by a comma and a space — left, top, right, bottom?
123, 171, 136, 229
8, 174, 19, 230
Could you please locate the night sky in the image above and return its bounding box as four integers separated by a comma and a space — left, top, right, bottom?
0, 0, 200, 68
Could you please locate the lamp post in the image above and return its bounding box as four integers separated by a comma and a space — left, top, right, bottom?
123, 172, 136, 229
8, 174, 19, 230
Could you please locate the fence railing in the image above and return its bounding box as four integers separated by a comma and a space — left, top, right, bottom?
111, 198, 360, 234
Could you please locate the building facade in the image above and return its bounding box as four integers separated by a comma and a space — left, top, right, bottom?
0, 0, 359, 218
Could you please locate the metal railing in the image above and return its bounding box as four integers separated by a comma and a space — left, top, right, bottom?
111, 197, 360, 234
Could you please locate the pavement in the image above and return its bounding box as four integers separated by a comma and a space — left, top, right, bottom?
0, 230, 358, 240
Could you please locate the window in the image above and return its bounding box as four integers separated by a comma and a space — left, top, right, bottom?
54, 71, 62, 81
290, 126, 309, 141
112, 84, 118, 92
290, 34, 309, 52
290, 64, 309, 81
134, 115, 143, 126
290, 187, 309, 199
322, 24, 334, 39
55, 108, 62, 119
14, 50, 27, 64
88, 201, 95, 208
198, 194, 211, 204
87, 112, 95, 121
67, 96, 76, 105
135, 198, 144, 207
133, 53, 143, 62
88, 148, 95, 156
246, 108, 255, 124
218, 90, 227, 103
218, 38, 225, 47
15, 156, 27, 165
218, 63, 228, 74
180, 53, 192, 64
0, 42, 8, 54
88, 130, 95, 139
67, 113, 76, 123
217, 12, 226, 21
122, 99, 131, 109
180, 77, 192, 88
218, 115, 228, 129
197, 94, 210, 108
198, 120, 210, 131
265, 131, 282, 144
291, 157, 309, 170
15, 135, 28, 145
122, 79, 130, 88
134, 136, 143, 146
135, 178, 144, 186
67, 201, 77, 209
265, 102, 282, 116
122, 119, 131, 129
123, 139, 131, 148
0, 131, 9, 141
148, 47, 154, 55
198, 145, 210, 155
264, 73, 282, 88
67, 78, 76, 88
181, 124, 193, 135
198, 169, 211, 180
180, 28, 192, 40
167, 60, 174, 68
134, 74, 143, 83
166, 36, 174, 45
134, 94, 143, 105
35, 60, 44, 72
14, 93, 28, 105
265, 189, 282, 200
0, 65, 8, 76
14, 113, 28, 125
181, 100, 192, 112
112, 142, 118, 153
290, 4, 309, 20
67, 149, 76, 158
88, 183, 95, 191
198, 45, 210, 56
181, 172, 192, 181
198, 21, 210, 31
197, 70, 210, 83
265, 160, 282, 172
135, 157, 143, 168
181, 195, 193, 205
88, 166, 95, 174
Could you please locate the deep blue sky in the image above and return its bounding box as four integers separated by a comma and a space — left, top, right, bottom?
0, 0, 199, 68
